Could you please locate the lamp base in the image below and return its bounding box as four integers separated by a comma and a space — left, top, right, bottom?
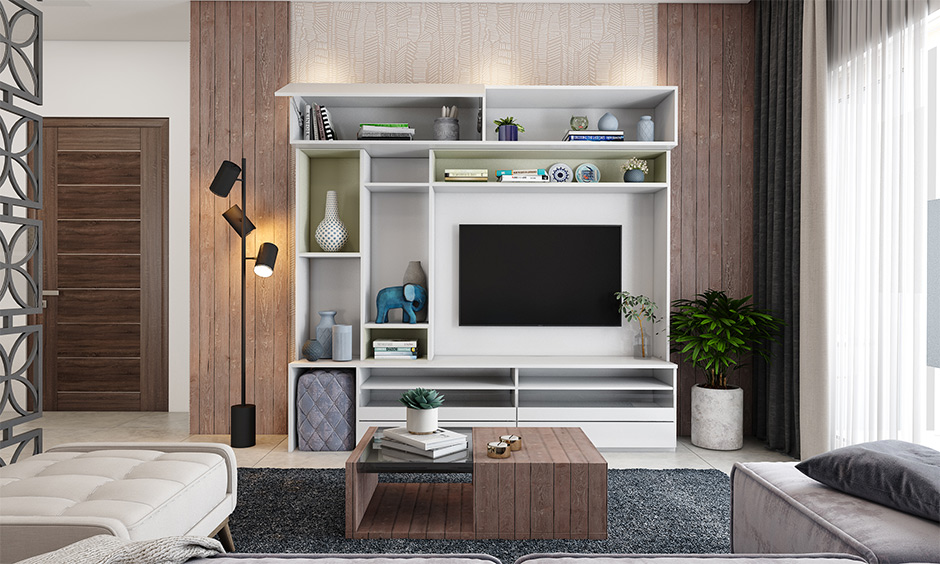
231, 404, 256, 448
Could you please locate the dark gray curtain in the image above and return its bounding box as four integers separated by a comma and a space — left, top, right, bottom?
753, 0, 802, 459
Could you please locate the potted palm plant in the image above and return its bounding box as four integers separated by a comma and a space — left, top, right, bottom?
615, 291, 659, 358
670, 290, 783, 450
400, 387, 445, 434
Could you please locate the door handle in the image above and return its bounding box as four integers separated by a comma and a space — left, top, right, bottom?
42, 290, 58, 309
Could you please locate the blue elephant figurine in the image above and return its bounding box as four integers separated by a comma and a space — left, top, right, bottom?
375, 284, 427, 324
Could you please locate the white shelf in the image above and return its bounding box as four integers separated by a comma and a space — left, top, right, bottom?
484, 85, 675, 110
518, 375, 673, 391
298, 252, 362, 259
294, 140, 676, 158
276, 82, 484, 106
365, 182, 429, 194
361, 373, 514, 390
364, 322, 430, 330
432, 182, 668, 195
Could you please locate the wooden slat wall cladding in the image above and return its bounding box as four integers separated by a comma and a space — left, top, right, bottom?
658, 3, 756, 436
190, 1, 291, 435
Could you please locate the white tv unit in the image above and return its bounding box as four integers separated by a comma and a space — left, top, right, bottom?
276, 83, 678, 451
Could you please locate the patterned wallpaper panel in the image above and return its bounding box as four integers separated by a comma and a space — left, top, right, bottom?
291, 2, 658, 85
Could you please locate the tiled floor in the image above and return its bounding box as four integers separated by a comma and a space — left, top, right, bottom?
10, 412, 796, 473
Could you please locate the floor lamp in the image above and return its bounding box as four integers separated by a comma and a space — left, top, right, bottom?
209, 159, 278, 448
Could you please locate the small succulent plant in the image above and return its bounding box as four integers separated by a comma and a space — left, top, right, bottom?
493, 116, 525, 132
399, 387, 445, 410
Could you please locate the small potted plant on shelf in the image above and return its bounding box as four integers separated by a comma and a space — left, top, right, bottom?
400, 387, 445, 434
622, 158, 649, 182
615, 291, 659, 358
493, 116, 525, 141
669, 290, 783, 451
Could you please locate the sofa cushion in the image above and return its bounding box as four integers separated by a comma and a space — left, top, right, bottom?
795, 440, 940, 522
0, 449, 228, 541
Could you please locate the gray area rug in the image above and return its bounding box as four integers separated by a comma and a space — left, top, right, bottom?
229, 468, 730, 563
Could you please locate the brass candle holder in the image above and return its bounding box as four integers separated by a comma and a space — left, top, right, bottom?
499, 434, 522, 451
486, 441, 511, 459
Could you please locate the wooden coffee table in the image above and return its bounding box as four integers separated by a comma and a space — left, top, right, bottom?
345, 426, 607, 540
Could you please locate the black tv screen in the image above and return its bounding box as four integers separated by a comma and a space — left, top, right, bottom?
459, 224, 622, 326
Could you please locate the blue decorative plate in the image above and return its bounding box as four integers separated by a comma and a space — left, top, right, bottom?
549, 162, 573, 183
575, 163, 600, 183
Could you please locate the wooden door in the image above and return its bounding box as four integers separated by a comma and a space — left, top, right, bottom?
40, 118, 168, 411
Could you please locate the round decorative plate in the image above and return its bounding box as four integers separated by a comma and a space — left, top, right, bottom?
575, 163, 600, 183
549, 162, 573, 183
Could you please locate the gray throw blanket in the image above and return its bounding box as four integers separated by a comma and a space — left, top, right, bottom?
16, 535, 223, 564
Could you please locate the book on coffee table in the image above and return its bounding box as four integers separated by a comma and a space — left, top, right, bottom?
383, 426, 467, 450
378, 436, 467, 458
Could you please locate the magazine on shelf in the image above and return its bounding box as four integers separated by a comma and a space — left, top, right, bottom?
373, 340, 418, 348
383, 427, 467, 450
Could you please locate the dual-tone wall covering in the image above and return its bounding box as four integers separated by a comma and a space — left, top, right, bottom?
190, 2, 756, 436
658, 2, 757, 435
291, 3, 659, 85
190, 1, 292, 435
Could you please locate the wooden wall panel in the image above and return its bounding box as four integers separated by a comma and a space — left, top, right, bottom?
659, 3, 756, 436
190, 1, 291, 435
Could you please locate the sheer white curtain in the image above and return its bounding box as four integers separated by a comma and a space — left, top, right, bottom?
827, 0, 939, 449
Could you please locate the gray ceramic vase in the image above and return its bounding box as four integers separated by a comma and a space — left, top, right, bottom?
316, 310, 336, 359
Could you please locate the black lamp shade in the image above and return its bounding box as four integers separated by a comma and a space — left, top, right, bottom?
222, 205, 256, 236
209, 160, 242, 197
254, 243, 278, 277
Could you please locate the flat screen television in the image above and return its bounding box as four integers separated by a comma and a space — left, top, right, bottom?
459, 224, 622, 326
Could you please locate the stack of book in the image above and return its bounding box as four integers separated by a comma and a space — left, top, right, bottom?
358, 123, 414, 140
443, 169, 488, 182
373, 339, 418, 360
298, 101, 335, 141
563, 130, 624, 142
496, 169, 550, 183
376, 426, 468, 459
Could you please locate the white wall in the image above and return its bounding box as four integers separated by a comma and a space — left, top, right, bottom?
28, 41, 190, 412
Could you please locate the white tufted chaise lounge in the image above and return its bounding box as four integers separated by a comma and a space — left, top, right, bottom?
0, 442, 237, 564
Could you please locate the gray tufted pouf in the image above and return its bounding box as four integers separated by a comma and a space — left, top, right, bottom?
297, 369, 355, 451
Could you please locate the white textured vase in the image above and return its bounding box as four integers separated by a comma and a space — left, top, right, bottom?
315, 190, 348, 252
406, 407, 439, 434
402, 260, 428, 322
637, 115, 655, 142
691, 384, 744, 450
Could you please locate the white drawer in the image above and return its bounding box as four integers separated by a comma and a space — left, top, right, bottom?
516, 421, 676, 450
517, 406, 673, 422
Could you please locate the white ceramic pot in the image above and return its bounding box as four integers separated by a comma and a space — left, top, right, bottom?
406, 407, 439, 434
691, 384, 744, 450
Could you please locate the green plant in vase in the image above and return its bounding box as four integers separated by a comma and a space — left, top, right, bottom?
493, 116, 524, 140
615, 291, 659, 358
669, 289, 784, 450
400, 388, 445, 434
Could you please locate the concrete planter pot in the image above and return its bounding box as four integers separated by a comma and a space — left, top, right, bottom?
406, 407, 439, 434
691, 384, 743, 450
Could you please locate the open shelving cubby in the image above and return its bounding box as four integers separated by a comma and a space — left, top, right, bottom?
278, 83, 679, 451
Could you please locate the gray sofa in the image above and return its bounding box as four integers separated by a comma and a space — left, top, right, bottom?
190, 555, 868, 564
731, 462, 940, 564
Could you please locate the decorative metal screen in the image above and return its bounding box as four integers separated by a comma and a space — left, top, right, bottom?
0, 0, 40, 467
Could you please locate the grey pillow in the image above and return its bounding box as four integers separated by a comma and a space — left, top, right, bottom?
796, 439, 940, 522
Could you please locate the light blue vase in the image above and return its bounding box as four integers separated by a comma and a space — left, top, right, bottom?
624, 169, 645, 182
598, 112, 619, 131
